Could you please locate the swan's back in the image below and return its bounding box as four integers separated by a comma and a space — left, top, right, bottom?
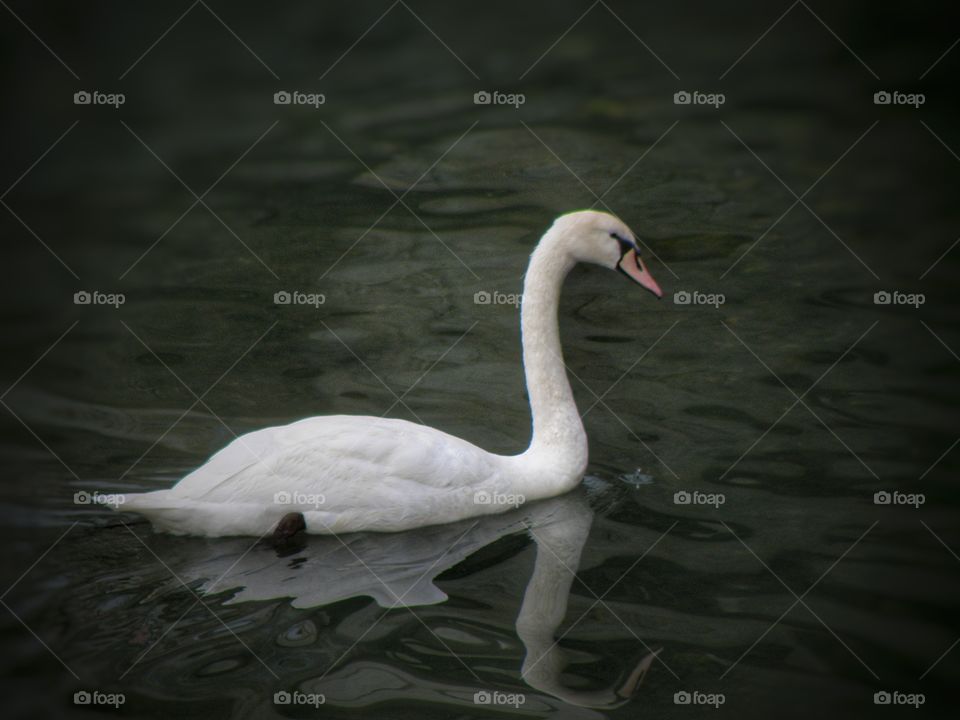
176, 415, 497, 499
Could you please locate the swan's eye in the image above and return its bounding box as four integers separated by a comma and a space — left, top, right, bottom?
609, 232, 633, 255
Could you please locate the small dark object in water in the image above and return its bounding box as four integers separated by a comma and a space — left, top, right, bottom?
273, 512, 305, 541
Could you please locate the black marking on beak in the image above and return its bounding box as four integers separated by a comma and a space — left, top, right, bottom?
610, 231, 638, 261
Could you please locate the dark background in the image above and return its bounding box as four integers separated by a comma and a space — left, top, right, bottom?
1, 2, 959, 719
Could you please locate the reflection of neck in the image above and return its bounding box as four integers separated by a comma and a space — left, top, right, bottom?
519, 232, 587, 472
515, 497, 654, 709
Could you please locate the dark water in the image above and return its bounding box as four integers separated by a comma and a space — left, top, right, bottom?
1, 2, 958, 718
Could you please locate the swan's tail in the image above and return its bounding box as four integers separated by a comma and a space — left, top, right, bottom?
115, 490, 193, 534
118, 489, 176, 513
115, 490, 277, 537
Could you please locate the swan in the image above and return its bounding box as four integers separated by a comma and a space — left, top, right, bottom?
118, 210, 663, 537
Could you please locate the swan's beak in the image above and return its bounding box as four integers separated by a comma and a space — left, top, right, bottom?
618, 248, 663, 298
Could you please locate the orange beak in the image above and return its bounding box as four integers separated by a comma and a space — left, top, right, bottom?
617, 247, 663, 298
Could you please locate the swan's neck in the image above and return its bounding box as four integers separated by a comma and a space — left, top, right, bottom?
519, 234, 587, 477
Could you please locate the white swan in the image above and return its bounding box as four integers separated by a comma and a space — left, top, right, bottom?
119, 210, 663, 537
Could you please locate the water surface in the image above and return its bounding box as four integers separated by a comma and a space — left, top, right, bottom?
1, 2, 958, 718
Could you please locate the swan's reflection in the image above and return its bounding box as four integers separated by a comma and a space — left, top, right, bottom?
169, 487, 656, 708
517, 492, 657, 708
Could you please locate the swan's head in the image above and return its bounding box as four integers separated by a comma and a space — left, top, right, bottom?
551, 210, 663, 298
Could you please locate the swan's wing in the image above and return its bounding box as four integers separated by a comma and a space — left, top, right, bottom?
171, 415, 497, 504
167, 423, 291, 499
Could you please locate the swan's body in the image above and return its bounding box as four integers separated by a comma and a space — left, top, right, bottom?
122, 415, 572, 536
120, 211, 662, 536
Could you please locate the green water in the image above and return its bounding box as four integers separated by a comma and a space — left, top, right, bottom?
1, 2, 958, 718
